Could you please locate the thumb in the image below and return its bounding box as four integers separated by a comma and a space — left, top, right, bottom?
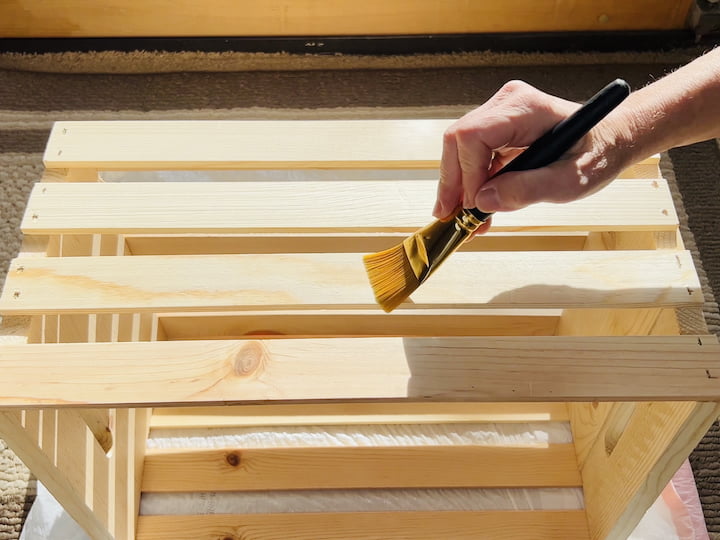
472, 162, 585, 212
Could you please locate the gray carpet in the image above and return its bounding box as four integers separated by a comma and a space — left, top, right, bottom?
0, 50, 719, 539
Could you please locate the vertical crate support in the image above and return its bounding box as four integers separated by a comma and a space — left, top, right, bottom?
0, 153, 150, 540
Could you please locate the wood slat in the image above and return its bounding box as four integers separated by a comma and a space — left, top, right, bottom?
0, 250, 702, 314
157, 309, 560, 339
0, 336, 718, 406
136, 510, 590, 540
21, 179, 678, 234
41, 122, 663, 172
142, 444, 580, 492
43, 120, 449, 170
150, 402, 570, 429
123, 232, 590, 255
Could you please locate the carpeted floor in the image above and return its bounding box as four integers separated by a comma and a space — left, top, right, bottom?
0, 49, 719, 539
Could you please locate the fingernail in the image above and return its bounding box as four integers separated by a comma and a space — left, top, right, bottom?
432, 200, 444, 218
475, 186, 501, 212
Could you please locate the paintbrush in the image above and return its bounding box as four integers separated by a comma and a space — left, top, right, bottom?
364, 78, 631, 312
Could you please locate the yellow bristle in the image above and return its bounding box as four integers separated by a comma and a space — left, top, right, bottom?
363, 245, 420, 313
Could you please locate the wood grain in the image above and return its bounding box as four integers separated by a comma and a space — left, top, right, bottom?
0, 250, 702, 314
580, 401, 720, 539
136, 510, 590, 540
122, 232, 590, 256
0, 336, 717, 406
43, 120, 449, 170
157, 309, 560, 339
142, 444, 581, 492
21, 179, 678, 234
0, 411, 113, 540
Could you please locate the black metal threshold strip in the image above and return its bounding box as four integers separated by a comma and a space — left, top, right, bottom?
0, 30, 715, 55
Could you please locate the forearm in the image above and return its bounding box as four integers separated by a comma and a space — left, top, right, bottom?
612, 47, 720, 164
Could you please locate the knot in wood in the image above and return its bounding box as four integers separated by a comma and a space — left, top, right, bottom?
225, 452, 241, 467
233, 341, 266, 377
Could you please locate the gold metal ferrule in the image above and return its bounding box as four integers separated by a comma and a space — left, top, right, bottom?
455, 209, 487, 234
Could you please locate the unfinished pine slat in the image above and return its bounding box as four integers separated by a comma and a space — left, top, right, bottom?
21, 409, 41, 444
584, 231, 673, 251
157, 309, 560, 339
89, 424, 111, 534
123, 232, 591, 256
113, 409, 132, 540
150, 402, 570, 429
22, 178, 678, 234
39, 122, 665, 172
0, 0, 692, 38
136, 510, 590, 540
0, 250, 702, 314
616, 156, 661, 179
0, 336, 718, 406
43, 120, 450, 170
142, 444, 580, 492
55, 410, 93, 508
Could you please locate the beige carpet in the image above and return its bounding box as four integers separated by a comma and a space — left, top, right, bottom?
1, 49, 719, 539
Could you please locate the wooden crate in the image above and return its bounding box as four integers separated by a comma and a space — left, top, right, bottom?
0, 119, 719, 540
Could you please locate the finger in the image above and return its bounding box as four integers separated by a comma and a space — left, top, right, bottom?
433, 131, 463, 218
487, 147, 525, 177
472, 160, 598, 212
456, 127, 493, 208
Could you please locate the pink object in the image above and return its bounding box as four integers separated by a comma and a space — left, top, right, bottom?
664, 459, 709, 540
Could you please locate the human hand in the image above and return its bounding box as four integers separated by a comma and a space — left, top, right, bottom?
433, 80, 634, 233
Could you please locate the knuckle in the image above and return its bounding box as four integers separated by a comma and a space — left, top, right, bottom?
442, 128, 457, 144
497, 79, 532, 97
453, 124, 482, 146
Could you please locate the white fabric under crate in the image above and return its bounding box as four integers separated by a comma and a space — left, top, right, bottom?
142, 421, 579, 514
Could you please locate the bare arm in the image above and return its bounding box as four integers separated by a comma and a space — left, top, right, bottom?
433, 47, 720, 231
615, 47, 720, 161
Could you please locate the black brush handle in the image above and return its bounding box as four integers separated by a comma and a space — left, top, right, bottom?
469, 78, 631, 222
